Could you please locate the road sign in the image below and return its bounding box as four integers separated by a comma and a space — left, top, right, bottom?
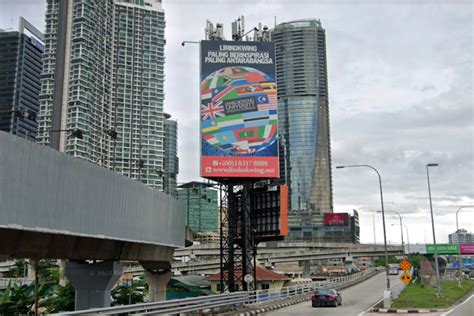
244, 274, 254, 284
399, 260, 412, 271
400, 272, 412, 284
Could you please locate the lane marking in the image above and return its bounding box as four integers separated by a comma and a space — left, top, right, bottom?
440, 294, 474, 315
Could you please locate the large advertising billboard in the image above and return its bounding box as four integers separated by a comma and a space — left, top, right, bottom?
200, 40, 279, 179
324, 213, 349, 226
426, 243, 459, 254
460, 243, 474, 254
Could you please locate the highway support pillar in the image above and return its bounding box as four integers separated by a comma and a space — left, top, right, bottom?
144, 270, 172, 301
302, 260, 311, 278
141, 260, 172, 301
65, 261, 123, 310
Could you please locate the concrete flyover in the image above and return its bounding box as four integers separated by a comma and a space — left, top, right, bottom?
0, 132, 186, 309
170, 245, 403, 274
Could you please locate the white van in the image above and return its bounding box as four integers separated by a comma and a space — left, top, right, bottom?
389, 263, 399, 275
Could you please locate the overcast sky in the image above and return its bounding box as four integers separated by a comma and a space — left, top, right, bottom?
1, 0, 473, 245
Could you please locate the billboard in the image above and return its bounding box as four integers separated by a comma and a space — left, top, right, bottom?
200, 40, 279, 179
324, 213, 349, 226
426, 243, 459, 254
460, 243, 474, 254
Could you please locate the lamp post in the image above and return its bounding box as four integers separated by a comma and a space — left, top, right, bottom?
455, 205, 474, 285
336, 164, 390, 290
391, 223, 410, 256
379, 210, 405, 257
426, 163, 441, 296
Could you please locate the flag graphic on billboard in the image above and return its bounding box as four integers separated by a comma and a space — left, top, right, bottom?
200, 40, 279, 178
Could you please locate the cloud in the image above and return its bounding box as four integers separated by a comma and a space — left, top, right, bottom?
2, 0, 472, 244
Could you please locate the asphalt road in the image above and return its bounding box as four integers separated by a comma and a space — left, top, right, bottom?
261, 271, 473, 316
439, 294, 473, 316
263, 271, 403, 316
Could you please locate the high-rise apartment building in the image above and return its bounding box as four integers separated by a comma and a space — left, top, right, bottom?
272, 19, 333, 241
449, 229, 473, 244
0, 18, 43, 141
177, 182, 218, 233
164, 113, 178, 196
37, 0, 166, 189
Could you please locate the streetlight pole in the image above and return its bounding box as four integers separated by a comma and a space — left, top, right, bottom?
426, 163, 441, 296
336, 164, 390, 291
380, 210, 405, 257
391, 223, 410, 256
455, 205, 474, 285
403, 225, 410, 255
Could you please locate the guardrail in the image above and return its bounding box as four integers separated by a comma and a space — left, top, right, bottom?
57, 268, 377, 315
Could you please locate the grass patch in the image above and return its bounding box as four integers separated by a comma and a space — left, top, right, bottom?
392, 279, 474, 309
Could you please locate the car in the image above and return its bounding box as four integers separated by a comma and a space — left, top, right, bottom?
311, 289, 342, 307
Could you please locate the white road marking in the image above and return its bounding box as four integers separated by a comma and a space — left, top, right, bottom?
440, 294, 474, 316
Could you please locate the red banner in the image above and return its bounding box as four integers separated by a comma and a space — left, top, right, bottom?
324, 213, 349, 226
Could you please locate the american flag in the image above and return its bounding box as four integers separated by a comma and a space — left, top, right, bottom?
201, 101, 225, 120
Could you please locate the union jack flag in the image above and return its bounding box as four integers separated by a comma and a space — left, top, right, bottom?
201, 101, 225, 120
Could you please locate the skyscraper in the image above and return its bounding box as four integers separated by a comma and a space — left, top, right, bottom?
37, 0, 166, 189
164, 113, 178, 196
0, 18, 43, 141
272, 19, 333, 241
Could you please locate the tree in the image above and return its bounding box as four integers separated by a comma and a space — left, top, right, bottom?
409, 253, 428, 270
374, 256, 399, 267
0, 280, 53, 315
5, 260, 27, 278
112, 279, 147, 306
43, 283, 75, 313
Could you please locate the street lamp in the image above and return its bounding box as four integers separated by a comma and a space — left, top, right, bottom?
336, 164, 390, 291
391, 223, 410, 256
378, 210, 405, 257
181, 40, 200, 46
426, 162, 441, 296
455, 205, 474, 285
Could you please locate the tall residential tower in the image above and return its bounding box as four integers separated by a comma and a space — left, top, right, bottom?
37, 0, 166, 189
272, 19, 333, 241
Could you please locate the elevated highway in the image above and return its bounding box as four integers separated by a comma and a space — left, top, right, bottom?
0, 132, 186, 309
170, 245, 403, 274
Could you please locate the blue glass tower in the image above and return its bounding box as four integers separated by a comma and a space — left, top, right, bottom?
272, 19, 333, 241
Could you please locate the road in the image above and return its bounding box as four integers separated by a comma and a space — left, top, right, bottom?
263, 270, 473, 316
263, 271, 403, 315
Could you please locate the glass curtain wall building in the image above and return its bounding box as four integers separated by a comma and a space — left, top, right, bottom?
0, 18, 43, 141
37, 0, 166, 189
164, 113, 179, 196
177, 182, 218, 233
272, 19, 333, 241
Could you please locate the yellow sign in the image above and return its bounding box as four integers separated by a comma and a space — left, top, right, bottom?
400, 272, 412, 284
399, 260, 412, 271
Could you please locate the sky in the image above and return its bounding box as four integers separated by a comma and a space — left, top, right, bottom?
1, 0, 473, 245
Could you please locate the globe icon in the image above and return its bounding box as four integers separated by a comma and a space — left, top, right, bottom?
200, 66, 277, 155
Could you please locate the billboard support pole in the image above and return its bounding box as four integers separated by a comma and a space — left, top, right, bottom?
241, 182, 255, 292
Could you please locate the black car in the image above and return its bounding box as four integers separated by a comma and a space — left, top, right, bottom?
311, 289, 342, 307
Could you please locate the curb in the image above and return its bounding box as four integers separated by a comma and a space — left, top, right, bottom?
236, 296, 310, 315
370, 308, 441, 313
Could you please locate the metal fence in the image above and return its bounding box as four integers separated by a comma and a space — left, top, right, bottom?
57, 268, 377, 315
